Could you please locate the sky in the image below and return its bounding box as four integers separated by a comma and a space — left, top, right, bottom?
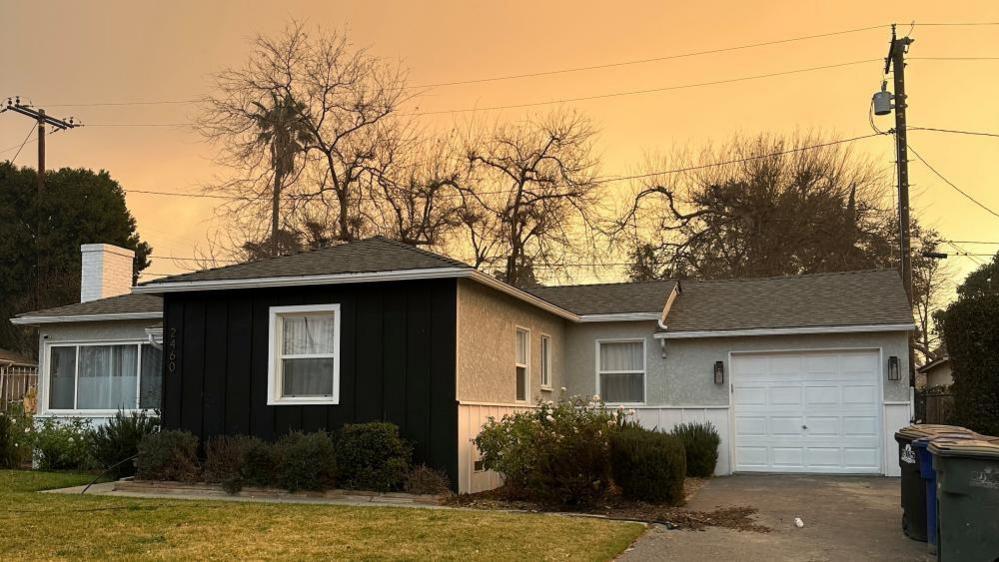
2, 0, 998, 299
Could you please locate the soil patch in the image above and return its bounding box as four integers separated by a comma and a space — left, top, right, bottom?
443, 481, 770, 533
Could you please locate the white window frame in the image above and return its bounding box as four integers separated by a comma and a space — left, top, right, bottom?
267, 303, 341, 406
595, 338, 647, 406
41, 339, 162, 416
515, 326, 531, 403
539, 333, 552, 390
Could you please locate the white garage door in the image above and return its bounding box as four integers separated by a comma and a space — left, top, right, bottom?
732, 350, 882, 474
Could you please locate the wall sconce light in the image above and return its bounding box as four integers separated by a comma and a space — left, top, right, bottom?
888, 356, 900, 381
714, 361, 725, 385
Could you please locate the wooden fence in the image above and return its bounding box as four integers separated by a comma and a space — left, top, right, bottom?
915, 389, 955, 424
0, 366, 37, 412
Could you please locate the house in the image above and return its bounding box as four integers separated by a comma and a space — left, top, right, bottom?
12, 238, 915, 492
918, 356, 952, 389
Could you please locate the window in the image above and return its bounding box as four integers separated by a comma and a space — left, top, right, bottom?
47, 343, 162, 412
268, 304, 341, 405
540, 334, 552, 389
515, 327, 529, 402
597, 340, 645, 404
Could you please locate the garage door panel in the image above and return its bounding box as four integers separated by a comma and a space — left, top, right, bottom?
733, 350, 882, 474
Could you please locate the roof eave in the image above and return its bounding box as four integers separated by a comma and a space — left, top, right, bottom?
10, 312, 163, 326
654, 323, 917, 339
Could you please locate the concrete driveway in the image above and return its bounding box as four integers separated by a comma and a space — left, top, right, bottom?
620, 474, 933, 562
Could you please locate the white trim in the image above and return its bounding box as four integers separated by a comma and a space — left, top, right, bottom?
656, 323, 916, 339
12, 312, 162, 325
514, 326, 530, 403
458, 400, 540, 408
539, 333, 552, 390
266, 304, 342, 406
883, 400, 911, 405
595, 337, 647, 406
631, 404, 730, 410
134, 267, 580, 321
578, 312, 661, 323
40, 339, 161, 415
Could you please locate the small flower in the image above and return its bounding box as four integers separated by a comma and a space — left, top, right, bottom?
560, 386, 567, 393
68, 437, 74, 443
592, 394, 601, 401
627, 409, 637, 416
546, 415, 555, 422
607, 419, 615, 427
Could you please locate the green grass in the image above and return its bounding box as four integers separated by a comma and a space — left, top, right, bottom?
0, 470, 644, 561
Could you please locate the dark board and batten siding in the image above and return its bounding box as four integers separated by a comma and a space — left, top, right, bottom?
161, 279, 458, 486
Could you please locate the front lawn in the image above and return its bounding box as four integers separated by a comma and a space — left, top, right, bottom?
0, 470, 644, 561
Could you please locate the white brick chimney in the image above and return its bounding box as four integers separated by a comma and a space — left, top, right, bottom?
80, 244, 135, 302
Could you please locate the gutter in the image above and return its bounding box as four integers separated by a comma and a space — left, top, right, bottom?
654, 323, 918, 339
11, 311, 163, 326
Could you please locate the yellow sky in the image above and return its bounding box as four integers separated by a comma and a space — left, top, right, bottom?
2, 0, 998, 297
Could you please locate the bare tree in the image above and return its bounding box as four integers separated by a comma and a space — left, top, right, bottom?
911, 227, 951, 363
459, 111, 601, 286
200, 22, 412, 250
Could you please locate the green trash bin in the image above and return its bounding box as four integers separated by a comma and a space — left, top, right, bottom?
930, 437, 999, 562
894, 425, 979, 541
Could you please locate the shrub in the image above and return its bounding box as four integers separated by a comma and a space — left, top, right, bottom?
670, 422, 720, 477
941, 289, 999, 435
336, 423, 412, 492
404, 465, 452, 496
275, 431, 337, 492
204, 435, 258, 494
611, 427, 686, 504
90, 410, 160, 479
32, 417, 94, 471
474, 396, 631, 506
136, 430, 200, 482
0, 413, 17, 468
240, 437, 279, 488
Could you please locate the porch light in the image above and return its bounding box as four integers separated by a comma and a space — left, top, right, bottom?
713, 361, 725, 385
888, 356, 900, 381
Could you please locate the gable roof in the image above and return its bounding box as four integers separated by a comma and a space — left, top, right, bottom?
11, 293, 162, 325
661, 269, 913, 336
528, 280, 676, 317
136, 237, 470, 287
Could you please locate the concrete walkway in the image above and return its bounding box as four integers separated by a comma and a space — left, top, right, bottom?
620, 474, 932, 562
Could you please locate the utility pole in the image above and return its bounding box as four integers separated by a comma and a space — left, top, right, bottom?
885, 25, 915, 306
2, 97, 81, 192
876, 25, 917, 390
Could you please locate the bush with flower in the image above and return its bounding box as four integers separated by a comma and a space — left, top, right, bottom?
31, 416, 94, 470
474, 394, 635, 506
0, 404, 36, 468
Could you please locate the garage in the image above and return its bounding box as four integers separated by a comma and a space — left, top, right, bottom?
731, 349, 882, 474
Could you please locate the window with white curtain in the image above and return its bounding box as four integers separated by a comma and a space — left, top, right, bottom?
515, 327, 530, 402
268, 304, 341, 405
540, 334, 552, 389
597, 340, 645, 404
46, 343, 162, 412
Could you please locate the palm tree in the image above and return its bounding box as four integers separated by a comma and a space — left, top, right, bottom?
249, 92, 312, 257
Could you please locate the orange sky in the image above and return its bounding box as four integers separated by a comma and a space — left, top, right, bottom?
2, 1, 998, 299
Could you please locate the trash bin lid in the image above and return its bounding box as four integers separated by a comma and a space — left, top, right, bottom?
895, 424, 978, 441
929, 437, 999, 460
912, 433, 979, 449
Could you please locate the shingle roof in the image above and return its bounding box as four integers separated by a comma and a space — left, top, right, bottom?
138, 236, 470, 286
528, 280, 676, 316
0, 348, 36, 366
15, 293, 162, 320
664, 269, 913, 333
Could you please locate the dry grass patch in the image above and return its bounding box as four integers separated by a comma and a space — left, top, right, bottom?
0, 470, 644, 561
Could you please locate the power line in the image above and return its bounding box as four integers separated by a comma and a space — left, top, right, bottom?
0, 134, 37, 155
911, 126, 999, 139
944, 240, 999, 245
406, 59, 882, 116
44, 99, 200, 108
410, 24, 887, 89
909, 56, 999, 61
907, 143, 999, 219
8, 124, 35, 163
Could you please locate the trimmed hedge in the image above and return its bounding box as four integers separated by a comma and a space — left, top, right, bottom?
610, 427, 686, 504
942, 291, 999, 436
336, 423, 411, 492
136, 430, 200, 482
670, 422, 720, 478
276, 431, 337, 492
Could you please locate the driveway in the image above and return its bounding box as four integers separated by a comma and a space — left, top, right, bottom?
621, 474, 932, 562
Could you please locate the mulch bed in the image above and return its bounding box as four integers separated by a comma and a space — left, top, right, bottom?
443, 479, 770, 533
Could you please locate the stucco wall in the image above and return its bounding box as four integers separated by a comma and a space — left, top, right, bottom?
34, 319, 161, 422
565, 323, 911, 405
456, 279, 567, 404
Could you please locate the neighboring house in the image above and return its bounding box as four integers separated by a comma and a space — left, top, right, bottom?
12, 237, 915, 492
11, 244, 163, 423
918, 356, 952, 389
0, 348, 38, 410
